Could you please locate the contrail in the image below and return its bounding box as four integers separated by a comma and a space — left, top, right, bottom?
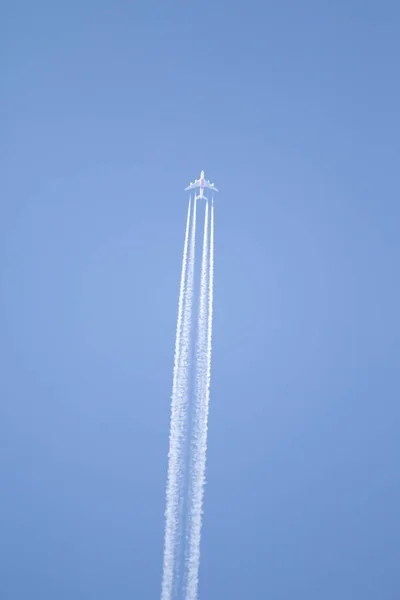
161, 197, 197, 600
173, 196, 197, 596
161, 186, 215, 600
184, 201, 209, 597
184, 200, 214, 600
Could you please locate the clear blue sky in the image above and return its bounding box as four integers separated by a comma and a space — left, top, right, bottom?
2, 1, 400, 598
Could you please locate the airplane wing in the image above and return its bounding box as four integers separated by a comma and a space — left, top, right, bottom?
185, 180, 200, 191
204, 182, 219, 192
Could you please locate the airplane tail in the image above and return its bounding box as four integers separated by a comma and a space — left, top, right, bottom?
195, 194, 208, 202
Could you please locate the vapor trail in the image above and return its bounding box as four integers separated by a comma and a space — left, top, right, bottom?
172, 196, 197, 597
184, 201, 209, 594
161, 197, 196, 600
184, 200, 214, 600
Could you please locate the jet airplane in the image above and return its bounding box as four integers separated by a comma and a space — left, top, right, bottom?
185, 170, 218, 201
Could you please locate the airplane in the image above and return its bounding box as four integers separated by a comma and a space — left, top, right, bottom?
185, 170, 218, 201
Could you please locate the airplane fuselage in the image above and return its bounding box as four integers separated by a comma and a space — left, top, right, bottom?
200, 171, 205, 189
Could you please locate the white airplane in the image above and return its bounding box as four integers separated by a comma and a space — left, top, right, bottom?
185, 170, 218, 201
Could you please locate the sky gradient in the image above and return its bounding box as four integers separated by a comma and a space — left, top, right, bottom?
2, 1, 400, 598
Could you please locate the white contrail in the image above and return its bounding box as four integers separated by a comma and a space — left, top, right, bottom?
172, 195, 197, 597
184, 201, 209, 594
184, 200, 214, 600
161, 197, 196, 600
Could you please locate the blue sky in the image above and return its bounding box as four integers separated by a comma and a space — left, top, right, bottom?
2, 1, 400, 598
